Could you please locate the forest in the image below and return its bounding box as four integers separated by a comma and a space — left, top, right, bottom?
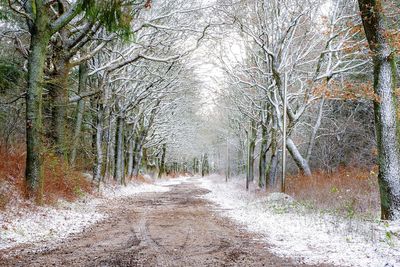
0, 0, 400, 266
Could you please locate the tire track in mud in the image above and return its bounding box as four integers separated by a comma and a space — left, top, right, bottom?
1, 178, 333, 267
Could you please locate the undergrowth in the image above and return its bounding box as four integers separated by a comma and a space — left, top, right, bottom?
42, 151, 93, 204
0, 145, 93, 209
286, 166, 380, 219
0, 145, 25, 209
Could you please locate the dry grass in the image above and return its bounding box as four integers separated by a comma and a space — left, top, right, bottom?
0, 144, 94, 209
286, 166, 380, 218
0, 145, 26, 209
42, 152, 93, 204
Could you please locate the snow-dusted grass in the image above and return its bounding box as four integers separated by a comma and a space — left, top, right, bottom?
0, 177, 181, 251
0, 198, 103, 250
199, 175, 400, 267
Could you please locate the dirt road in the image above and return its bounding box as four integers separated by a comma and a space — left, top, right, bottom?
1, 178, 329, 267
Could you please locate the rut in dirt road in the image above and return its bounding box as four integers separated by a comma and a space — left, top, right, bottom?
1, 178, 331, 267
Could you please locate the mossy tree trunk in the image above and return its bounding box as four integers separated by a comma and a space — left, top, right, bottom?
201, 153, 209, 177
259, 106, 270, 188
114, 115, 125, 184
193, 157, 199, 174
25, 12, 51, 197
267, 108, 279, 188
70, 63, 88, 166
133, 122, 146, 177
105, 116, 116, 179
47, 53, 70, 158
23, 0, 84, 197
127, 125, 135, 178
93, 96, 104, 182
259, 124, 268, 188
158, 143, 166, 178
142, 147, 148, 171
359, 0, 400, 220
246, 120, 257, 190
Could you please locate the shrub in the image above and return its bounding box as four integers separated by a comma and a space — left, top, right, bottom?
42, 151, 93, 204
286, 166, 380, 218
0, 144, 94, 207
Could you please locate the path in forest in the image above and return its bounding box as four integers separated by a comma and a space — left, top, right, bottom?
1, 178, 332, 267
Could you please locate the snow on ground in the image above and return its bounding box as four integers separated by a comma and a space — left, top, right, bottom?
0, 177, 184, 251
101, 182, 169, 198
199, 175, 400, 267
155, 176, 191, 186
0, 198, 103, 250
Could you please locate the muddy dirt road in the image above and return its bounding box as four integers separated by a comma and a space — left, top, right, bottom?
1, 178, 329, 267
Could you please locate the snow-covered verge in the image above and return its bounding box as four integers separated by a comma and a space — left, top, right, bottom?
199, 175, 400, 267
101, 182, 169, 198
0, 198, 104, 250
0, 176, 187, 251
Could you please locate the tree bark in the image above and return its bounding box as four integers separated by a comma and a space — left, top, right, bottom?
201, 153, 209, 177
93, 99, 104, 182
268, 114, 279, 188
306, 97, 325, 162
247, 120, 256, 187
359, 0, 400, 220
158, 143, 166, 178
70, 63, 88, 166
259, 124, 268, 188
142, 147, 148, 171
193, 157, 199, 174
25, 9, 51, 198
133, 127, 145, 177
47, 56, 69, 158
127, 127, 135, 178
286, 137, 312, 176
226, 138, 230, 182
114, 116, 125, 184
105, 117, 116, 179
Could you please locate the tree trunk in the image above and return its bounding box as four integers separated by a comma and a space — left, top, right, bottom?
47, 58, 69, 158
142, 147, 148, 171
90, 96, 97, 179
201, 153, 209, 177
114, 116, 125, 184
306, 97, 325, 162
127, 128, 135, 178
70, 63, 88, 166
25, 13, 50, 198
268, 152, 279, 188
158, 143, 166, 178
133, 145, 143, 177
286, 137, 312, 176
226, 138, 230, 182
94, 99, 104, 182
133, 134, 145, 177
268, 116, 279, 188
247, 120, 256, 188
193, 157, 198, 174
237, 141, 245, 175
105, 115, 116, 179
131, 134, 140, 176
359, 0, 400, 220
259, 124, 268, 188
